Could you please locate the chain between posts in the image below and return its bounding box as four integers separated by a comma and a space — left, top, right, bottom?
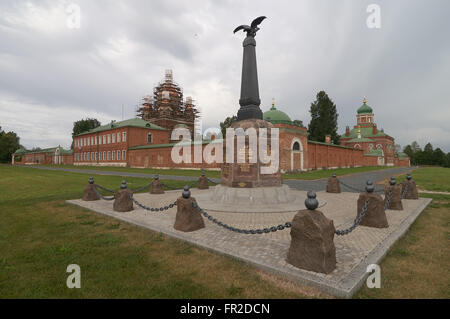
128, 193, 177, 212
130, 182, 153, 193
93, 186, 115, 201
95, 184, 117, 193
192, 201, 292, 234
401, 182, 409, 199
338, 180, 384, 194
335, 199, 369, 236
384, 189, 393, 211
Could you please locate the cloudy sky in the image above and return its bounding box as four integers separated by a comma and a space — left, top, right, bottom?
0, 0, 449, 152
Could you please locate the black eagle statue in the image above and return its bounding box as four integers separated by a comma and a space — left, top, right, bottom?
233, 16, 266, 37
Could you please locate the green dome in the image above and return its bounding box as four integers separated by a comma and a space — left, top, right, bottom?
263, 105, 292, 124
357, 98, 373, 114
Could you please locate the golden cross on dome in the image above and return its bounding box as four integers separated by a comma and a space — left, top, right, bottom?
363, 96, 367, 104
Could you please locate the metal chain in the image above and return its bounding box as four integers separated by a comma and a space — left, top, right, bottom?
338, 180, 384, 194
401, 182, 409, 199
384, 189, 393, 211
192, 201, 292, 234
95, 184, 117, 193
93, 186, 115, 201
335, 199, 369, 236
130, 182, 153, 193
207, 178, 219, 185
161, 182, 197, 190
128, 193, 177, 212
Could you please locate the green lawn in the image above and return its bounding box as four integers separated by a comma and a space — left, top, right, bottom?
0, 165, 448, 298
393, 166, 450, 193
40, 164, 222, 178
39, 164, 396, 181
283, 166, 394, 180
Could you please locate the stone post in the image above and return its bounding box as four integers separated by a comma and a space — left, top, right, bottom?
150, 174, 165, 194
326, 173, 341, 193
384, 177, 403, 210
356, 181, 388, 228
113, 180, 133, 212
401, 173, 419, 199
197, 171, 209, 190
286, 191, 337, 274
82, 177, 100, 201
174, 186, 205, 232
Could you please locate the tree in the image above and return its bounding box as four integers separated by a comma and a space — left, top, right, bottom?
411, 141, 421, 153
432, 148, 447, 167
422, 142, 434, 165
0, 126, 21, 163
307, 91, 339, 144
219, 116, 237, 138
292, 119, 304, 128
71, 118, 101, 149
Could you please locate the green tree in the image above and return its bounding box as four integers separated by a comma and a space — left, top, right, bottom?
432, 148, 447, 166
0, 126, 21, 163
219, 116, 237, 138
71, 118, 101, 149
423, 142, 434, 165
292, 119, 304, 128
307, 91, 339, 144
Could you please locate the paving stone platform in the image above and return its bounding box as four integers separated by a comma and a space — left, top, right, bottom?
67, 187, 431, 298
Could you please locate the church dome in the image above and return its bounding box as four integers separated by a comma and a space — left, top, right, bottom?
357, 97, 373, 114
263, 102, 292, 125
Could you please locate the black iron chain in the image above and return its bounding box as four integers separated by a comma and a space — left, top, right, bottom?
384, 189, 393, 211
335, 199, 369, 236
95, 184, 117, 193
93, 186, 115, 201
401, 182, 409, 199
128, 193, 177, 212
192, 201, 292, 234
130, 182, 153, 193
338, 180, 384, 194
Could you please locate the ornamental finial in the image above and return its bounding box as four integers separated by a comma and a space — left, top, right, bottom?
363, 96, 367, 104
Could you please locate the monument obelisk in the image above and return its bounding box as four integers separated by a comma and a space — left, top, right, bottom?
221, 16, 282, 188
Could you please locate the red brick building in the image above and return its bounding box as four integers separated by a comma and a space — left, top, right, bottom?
13, 146, 73, 165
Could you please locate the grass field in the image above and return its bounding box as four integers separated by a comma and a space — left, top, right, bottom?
0, 165, 448, 298
38, 164, 395, 181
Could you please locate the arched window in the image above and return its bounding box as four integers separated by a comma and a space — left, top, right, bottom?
293, 141, 300, 151
354, 144, 361, 149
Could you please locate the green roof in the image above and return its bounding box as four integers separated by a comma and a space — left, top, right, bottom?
130, 139, 221, 150
365, 149, 384, 156
263, 105, 292, 125
357, 102, 373, 114
396, 152, 408, 158
341, 126, 390, 139
75, 118, 167, 136
14, 146, 73, 155
347, 137, 375, 143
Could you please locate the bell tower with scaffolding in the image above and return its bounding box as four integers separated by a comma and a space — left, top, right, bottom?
136, 70, 199, 137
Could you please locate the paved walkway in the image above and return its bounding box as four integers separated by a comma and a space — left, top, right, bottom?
68, 188, 431, 298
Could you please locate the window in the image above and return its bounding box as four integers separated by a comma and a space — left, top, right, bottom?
147, 133, 152, 143
117, 150, 121, 161
113, 133, 116, 143
117, 132, 121, 143
95, 152, 98, 161
112, 151, 115, 160
103, 151, 106, 161
107, 134, 111, 144
122, 150, 126, 161
293, 141, 300, 151
107, 151, 111, 160
122, 132, 126, 142
95, 136, 98, 145
103, 135, 106, 144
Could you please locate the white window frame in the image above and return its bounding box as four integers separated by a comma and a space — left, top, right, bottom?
107, 151, 111, 160
103, 151, 106, 161
122, 150, 126, 161
117, 132, 121, 143
112, 133, 116, 143
112, 151, 115, 160
117, 150, 121, 160
122, 132, 126, 142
